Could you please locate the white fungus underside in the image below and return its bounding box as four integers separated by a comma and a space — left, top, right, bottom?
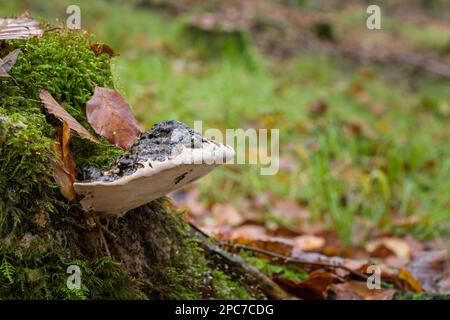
74, 141, 234, 217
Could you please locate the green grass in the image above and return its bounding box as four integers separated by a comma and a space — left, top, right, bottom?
2, 0, 449, 243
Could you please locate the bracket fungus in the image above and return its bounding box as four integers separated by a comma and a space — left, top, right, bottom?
74, 120, 234, 217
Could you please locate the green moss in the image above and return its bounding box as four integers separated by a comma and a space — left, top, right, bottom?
210, 270, 254, 300
241, 252, 309, 282
0, 30, 140, 299
0, 30, 121, 226
394, 292, 450, 300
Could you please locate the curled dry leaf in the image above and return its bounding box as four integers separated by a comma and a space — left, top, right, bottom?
39, 90, 99, 144
397, 268, 423, 292
214, 224, 294, 257
0, 12, 44, 40
365, 237, 411, 260
327, 280, 396, 300
274, 270, 342, 300
90, 43, 115, 58
86, 87, 141, 149
51, 122, 77, 201
409, 250, 448, 293
0, 49, 20, 77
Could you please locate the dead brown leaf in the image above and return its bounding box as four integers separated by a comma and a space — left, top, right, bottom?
409, 250, 448, 292
274, 270, 342, 300
0, 48, 20, 77
327, 280, 396, 300
39, 90, 99, 144
215, 224, 294, 257
51, 122, 77, 201
86, 87, 141, 149
365, 237, 411, 260
90, 43, 115, 57
293, 235, 325, 252
0, 12, 43, 40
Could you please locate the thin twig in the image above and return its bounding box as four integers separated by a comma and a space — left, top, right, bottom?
222, 242, 369, 281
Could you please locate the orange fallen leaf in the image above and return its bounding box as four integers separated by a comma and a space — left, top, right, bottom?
51, 122, 77, 201
90, 43, 115, 58
398, 268, 423, 293
39, 90, 99, 144
86, 87, 141, 149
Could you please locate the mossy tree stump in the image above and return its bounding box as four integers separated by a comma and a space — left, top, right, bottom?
0, 30, 256, 299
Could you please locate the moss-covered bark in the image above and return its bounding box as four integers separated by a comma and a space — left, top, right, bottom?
0, 30, 256, 299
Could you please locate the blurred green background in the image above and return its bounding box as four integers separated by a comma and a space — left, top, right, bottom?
2, 0, 449, 244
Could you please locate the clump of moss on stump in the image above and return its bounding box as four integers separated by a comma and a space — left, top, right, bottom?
0, 30, 254, 299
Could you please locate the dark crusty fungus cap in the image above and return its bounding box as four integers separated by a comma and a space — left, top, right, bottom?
74, 120, 234, 217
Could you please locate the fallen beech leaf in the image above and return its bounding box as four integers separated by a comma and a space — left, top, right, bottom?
214, 224, 294, 257
60, 121, 76, 182
366, 237, 411, 259
293, 235, 325, 252
0, 12, 43, 40
90, 43, 115, 57
0, 49, 20, 77
293, 251, 366, 271
327, 280, 396, 300
39, 90, 99, 143
86, 87, 141, 149
274, 270, 342, 300
51, 122, 76, 201
409, 250, 448, 292
398, 268, 423, 293
51, 159, 76, 201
